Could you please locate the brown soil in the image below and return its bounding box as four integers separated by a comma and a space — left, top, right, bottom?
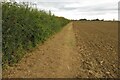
3, 22, 80, 78
73, 21, 118, 78
3, 21, 118, 78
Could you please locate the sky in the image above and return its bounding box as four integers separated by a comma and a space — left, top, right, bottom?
12, 0, 120, 20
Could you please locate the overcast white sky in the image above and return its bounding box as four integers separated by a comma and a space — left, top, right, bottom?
14, 0, 119, 20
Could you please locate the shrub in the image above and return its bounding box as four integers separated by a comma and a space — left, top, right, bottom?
2, 2, 69, 66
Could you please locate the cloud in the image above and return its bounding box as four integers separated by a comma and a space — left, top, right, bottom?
15, 0, 119, 20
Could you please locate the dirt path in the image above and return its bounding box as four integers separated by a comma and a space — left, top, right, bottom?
3, 21, 118, 78
3, 22, 80, 78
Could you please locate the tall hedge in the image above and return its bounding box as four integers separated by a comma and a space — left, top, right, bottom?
2, 2, 69, 66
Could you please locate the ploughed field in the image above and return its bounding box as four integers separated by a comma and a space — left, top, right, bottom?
73, 21, 118, 78
3, 21, 118, 78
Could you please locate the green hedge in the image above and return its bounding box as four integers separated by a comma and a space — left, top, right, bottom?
2, 2, 69, 66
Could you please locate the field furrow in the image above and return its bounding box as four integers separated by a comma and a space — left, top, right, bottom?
73, 21, 118, 78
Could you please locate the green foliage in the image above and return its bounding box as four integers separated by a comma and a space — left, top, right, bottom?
2, 2, 69, 66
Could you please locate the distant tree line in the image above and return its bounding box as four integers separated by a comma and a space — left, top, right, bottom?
79, 18, 104, 21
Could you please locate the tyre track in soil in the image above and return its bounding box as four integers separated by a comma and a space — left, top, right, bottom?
3, 22, 80, 78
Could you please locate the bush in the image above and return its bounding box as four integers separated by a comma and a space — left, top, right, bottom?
2, 2, 69, 66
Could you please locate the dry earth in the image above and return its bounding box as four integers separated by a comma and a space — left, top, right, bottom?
73, 21, 118, 78
3, 22, 80, 78
3, 21, 118, 78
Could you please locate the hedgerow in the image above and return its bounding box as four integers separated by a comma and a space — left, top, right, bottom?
2, 2, 69, 66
